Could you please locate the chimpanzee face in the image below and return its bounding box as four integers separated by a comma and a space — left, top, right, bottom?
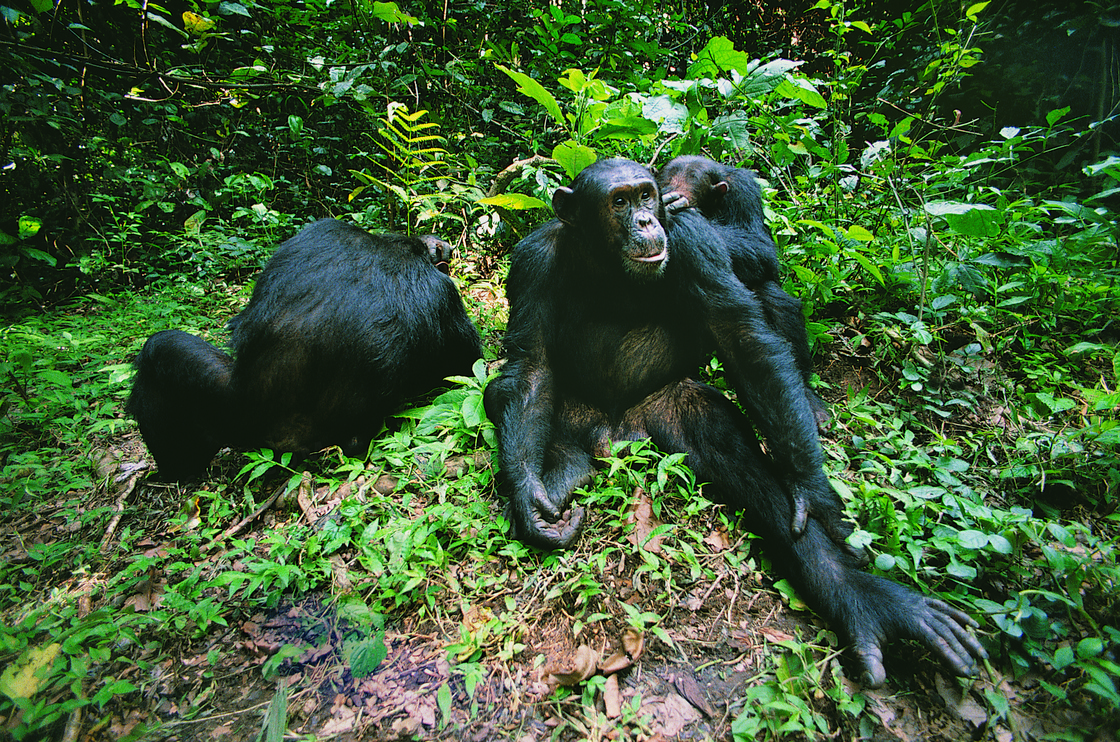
552, 159, 669, 279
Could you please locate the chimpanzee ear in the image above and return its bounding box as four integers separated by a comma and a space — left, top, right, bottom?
552, 186, 577, 224
713, 180, 729, 196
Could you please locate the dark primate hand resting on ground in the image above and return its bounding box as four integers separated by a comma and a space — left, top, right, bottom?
484, 158, 986, 687
128, 219, 482, 480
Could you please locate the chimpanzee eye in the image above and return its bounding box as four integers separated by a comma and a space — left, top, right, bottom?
613, 195, 626, 207
641, 191, 653, 202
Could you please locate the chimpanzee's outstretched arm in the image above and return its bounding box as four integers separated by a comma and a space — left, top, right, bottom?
667, 210, 859, 555
485, 358, 586, 550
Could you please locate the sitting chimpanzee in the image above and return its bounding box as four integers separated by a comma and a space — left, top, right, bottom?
128, 219, 483, 480
658, 155, 827, 430
484, 159, 985, 687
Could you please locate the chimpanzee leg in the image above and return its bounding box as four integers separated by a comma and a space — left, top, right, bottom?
634, 380, 986, 687
756, 281, 829, 426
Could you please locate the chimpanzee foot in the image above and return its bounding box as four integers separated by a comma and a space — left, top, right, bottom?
808, 389, 830, 431
845, 577, 987, 688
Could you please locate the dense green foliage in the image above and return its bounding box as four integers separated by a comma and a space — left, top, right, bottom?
2, 0, 1119, 739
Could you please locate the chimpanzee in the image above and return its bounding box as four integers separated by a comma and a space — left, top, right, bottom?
484, 159, 986, 687
127, 219, 483, 480
658, 155, 827, 428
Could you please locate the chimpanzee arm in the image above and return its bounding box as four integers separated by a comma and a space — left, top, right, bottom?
484, 229, 586, 550
668, 211, 859, 554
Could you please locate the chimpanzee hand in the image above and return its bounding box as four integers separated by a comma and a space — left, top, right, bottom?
506, 480, 585, 551
842, 572, 988, 688
790, 480, 868, 565
661, 190, 691, 215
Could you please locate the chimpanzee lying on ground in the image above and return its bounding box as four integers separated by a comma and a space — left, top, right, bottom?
484, 158, 986, 687
128, 219, 482, 480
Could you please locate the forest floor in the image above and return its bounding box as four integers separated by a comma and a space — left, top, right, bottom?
27, 358, 1097, 742
6, 286, 1113, 742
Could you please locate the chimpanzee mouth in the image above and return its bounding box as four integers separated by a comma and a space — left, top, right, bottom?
631, 248, 668, 264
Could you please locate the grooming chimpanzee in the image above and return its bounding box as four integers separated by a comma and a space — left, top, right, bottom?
128, 219, 483, 480
484, 159, 985, 686
658, 155, 827, 428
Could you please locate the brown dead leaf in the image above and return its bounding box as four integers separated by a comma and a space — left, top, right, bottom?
373, 474, 399, 495
759, 626, 795, 643
444, 455, 470, 479
625, 488, 664, 553
123, 580, 164, 612
604, 673, 622, 718
599, 651, 631, 674
462, 604, 493, 633
671, 670, 714, 718
703, 528, 730, 552
546, 644, 598, 686
622, 628, 644, 660
935, 673, 989, 728
640, 693, 701, 737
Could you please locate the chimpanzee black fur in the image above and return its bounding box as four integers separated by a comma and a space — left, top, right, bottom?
658, 155, 827, 428
484, 158, 986, 687
127, 219, 482, 479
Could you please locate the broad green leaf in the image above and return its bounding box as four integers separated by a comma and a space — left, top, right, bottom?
775, 77, 826, 108
478, 193, 548, 210
687, 36, 753, 78
495, 65, 564, 128
218, 1, 251, 17
957, 529, 988, 549
18, 215, 41, 240
924, 201, 1003, 237
1046, 106, 1071, 127
641, 95, 688, 135
965, 1, 990, 20
846, 248, 884, 285
552, 140, 596, 179
370, 1, 418, 25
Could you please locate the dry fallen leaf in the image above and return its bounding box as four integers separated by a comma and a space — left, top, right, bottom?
759, 626, 795, 643
622, 628, 644, 660
625, 488, 664, 553
599, 650, 632, 674
546, 644, 599, 686
703, 528, 730, 551
604, 673, 622, 718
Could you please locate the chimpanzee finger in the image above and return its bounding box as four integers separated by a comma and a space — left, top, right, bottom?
791, 495, 810, 537
535, 504, 584, 550
851, 641, 887, 689
822, 515, 868, 565
661, 191, 691, 215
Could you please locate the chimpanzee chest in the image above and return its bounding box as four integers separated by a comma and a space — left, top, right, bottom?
553, 312, 708, 410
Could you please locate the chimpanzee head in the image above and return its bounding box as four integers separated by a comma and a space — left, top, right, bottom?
552, 159, 669, 279
657, 155, 729, 216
